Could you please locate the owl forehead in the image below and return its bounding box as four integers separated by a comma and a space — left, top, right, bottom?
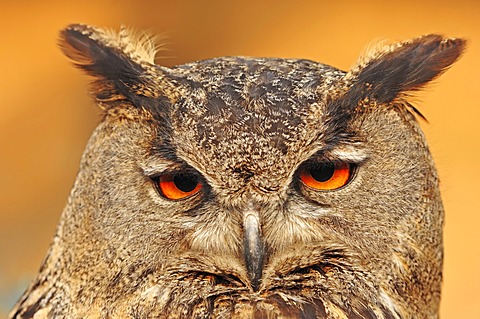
172, 57, 344, 94
168, 57, 345, 183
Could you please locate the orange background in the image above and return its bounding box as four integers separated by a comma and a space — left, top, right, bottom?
0, 1, 478, 317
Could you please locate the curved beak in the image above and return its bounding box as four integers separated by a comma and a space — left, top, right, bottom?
243, 207, 266, 291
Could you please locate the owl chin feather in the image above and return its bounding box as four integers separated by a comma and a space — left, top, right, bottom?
124, 244, 400, 318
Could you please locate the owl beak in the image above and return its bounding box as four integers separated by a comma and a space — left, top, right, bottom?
243, 208, 266, 291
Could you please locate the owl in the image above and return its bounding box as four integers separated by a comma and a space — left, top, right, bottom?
9, 24, 464, 319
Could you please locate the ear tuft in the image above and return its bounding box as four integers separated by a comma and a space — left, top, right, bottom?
59, 24, 179, 112
347, 35, 466, 103
59, 24, 147, 83
60, 24, 158, 66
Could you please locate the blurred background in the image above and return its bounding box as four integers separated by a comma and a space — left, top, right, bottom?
1, 0, 478, 317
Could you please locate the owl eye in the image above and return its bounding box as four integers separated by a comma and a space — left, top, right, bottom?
157, 173, 203, 200
299, 162, 352, 190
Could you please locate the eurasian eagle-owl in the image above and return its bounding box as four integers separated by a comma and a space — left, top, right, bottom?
9, 24, 465, 319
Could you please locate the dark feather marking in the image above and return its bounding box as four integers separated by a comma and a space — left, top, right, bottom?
405, 102, 428, 122
322, 91, 361, 148
13, 299, 42, 319
300, 299, 327, 318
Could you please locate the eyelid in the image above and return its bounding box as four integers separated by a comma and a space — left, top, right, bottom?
142, 164, 180, 177
140, 156, 196, 179
328, 145, 368, 164
302, 145, 368, 169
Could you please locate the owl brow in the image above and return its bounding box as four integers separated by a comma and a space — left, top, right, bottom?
141, 156, 195, 177
319, 91, 362, 149
308, 144, 368, 164
327, 145, 368, 163
150, 141, 178, 159
142, 143, 180, 171
140, 158, 180, 176
147, 142, 212, 178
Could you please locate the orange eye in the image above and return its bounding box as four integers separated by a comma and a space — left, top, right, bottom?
157, 173, 202, 200
299, 162, 352, 190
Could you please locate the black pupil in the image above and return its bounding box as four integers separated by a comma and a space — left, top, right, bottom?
310, 163, 335, 182
173, 174, 198, 192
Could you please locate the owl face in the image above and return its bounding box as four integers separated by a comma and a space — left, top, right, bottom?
9, 25, 464, 319
80, 62, 436, 317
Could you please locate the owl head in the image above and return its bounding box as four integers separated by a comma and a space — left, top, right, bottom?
10, 24, 464, 319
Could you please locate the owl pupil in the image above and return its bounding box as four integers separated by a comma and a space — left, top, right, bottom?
310, 163, 335, 182
173, 174, 198, 192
